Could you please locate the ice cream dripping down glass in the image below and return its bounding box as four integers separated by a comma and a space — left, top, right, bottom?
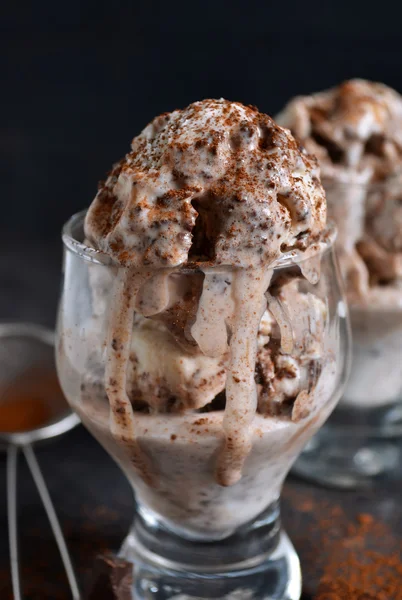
57, 211, 349, 600
277, 80, 402, 487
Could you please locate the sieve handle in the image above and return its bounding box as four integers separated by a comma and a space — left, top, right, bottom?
7, 444, 23, 600
23, 444, 81, 600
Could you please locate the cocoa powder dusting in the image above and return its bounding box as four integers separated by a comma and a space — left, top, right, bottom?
283, 488, 402, 599
85, 98, 326, 270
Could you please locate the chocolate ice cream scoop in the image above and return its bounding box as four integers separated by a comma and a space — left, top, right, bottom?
277, 80, 402, 299
277, 79, 402, 182
85, 99, 326, 269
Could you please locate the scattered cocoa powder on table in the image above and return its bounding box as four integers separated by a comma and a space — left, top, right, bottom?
283, 488, 402, 599
314, 545, 402, 599
315, 513, 402, 599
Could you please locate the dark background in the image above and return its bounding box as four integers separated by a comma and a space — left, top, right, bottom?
1, 4, 402, 597
3, 0, 402, 324
3, 0, 402, 247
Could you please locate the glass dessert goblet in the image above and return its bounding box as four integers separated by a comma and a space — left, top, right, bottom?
294, 179, 402, 487
277, 80, 402, 487
56, 212, 350, 600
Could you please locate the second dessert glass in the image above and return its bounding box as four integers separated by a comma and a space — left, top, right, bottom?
56, 212, 350, 600
294, 179, 402, 488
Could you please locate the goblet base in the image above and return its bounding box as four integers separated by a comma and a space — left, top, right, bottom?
293, 402, 402, 489
120, 501, 301, 600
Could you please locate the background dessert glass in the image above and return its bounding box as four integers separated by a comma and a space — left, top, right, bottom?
294, 179, 402, 487
56, 211, 350, 600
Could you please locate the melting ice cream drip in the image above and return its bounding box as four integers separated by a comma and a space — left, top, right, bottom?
265, 291, 294, 355
105, 267, 155, 486
135, 271, 171, 317
191, 271, 232, 358
215, 269, 272, 487
300, 254, 322, 285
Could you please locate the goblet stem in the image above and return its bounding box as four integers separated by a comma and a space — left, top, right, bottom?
120, 499, 301, 600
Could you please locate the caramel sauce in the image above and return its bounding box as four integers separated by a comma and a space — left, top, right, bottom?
0, 368, 69, 433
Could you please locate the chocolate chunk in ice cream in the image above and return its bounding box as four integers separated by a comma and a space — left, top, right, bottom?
86, 554, 133, 600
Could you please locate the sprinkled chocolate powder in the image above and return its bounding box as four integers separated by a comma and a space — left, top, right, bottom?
283, 487, 402, 599
313, 512, 402, 599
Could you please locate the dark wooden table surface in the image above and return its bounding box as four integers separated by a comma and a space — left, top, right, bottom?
0, 238, 401, 599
